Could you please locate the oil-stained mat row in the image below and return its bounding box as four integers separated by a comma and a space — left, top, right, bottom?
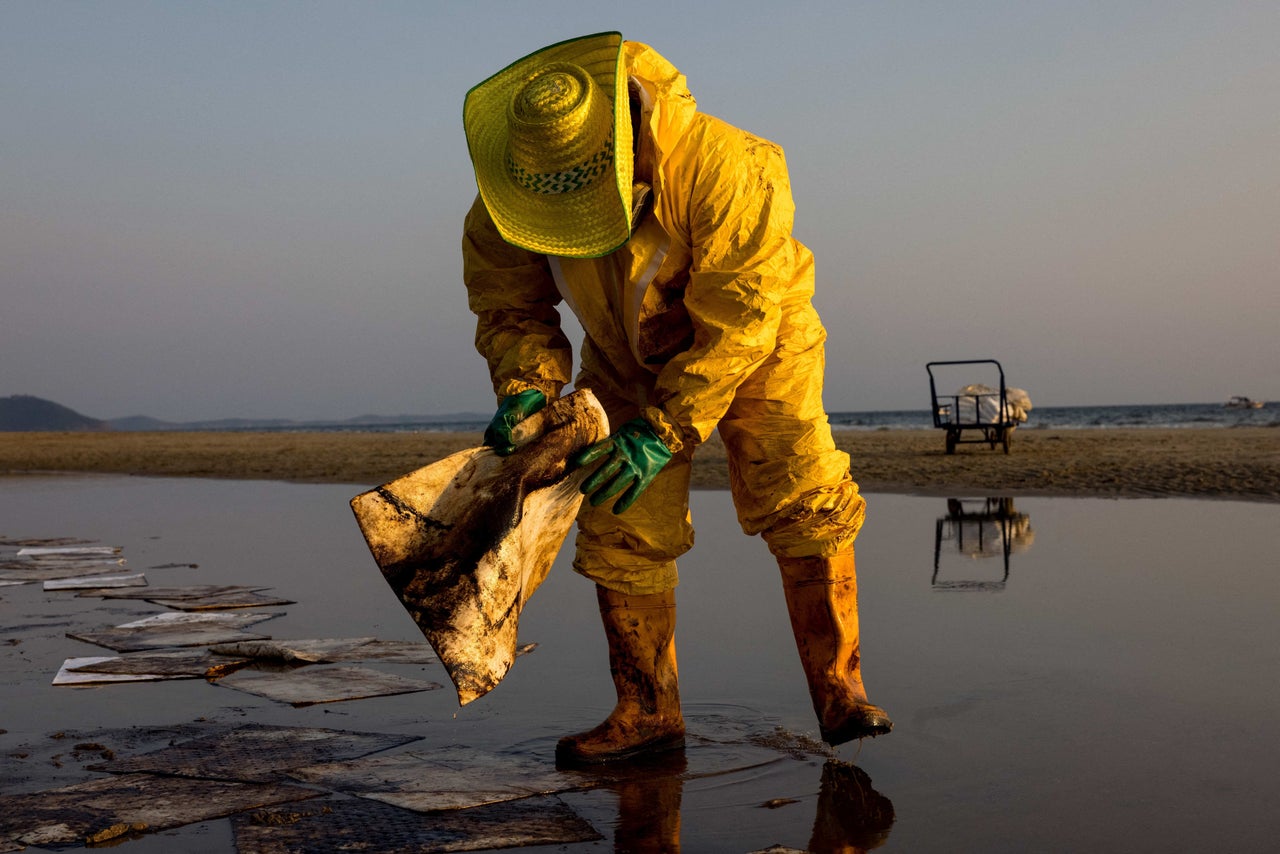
5, 541, 604, 849
87, 584, 296, 611
95, 724, 418, 782
44, 573, 147, 590
55, 634, 446, 704
105, 726, 611, 849
217, 665, 442, 706
54, 649, 252, 684
1, 721, 796, 850
0, 774, 319, 849
0, 559, 128, 583
232, 795, 602, 853
1, 543, 127, 588
16, 541, 447, 706
3, 544, 151, 599
208, 637, 443, 664
286, 734, 788, 813
0, 725, 602, 851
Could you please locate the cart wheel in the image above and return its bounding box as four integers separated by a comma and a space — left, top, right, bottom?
945, 430, 957, 455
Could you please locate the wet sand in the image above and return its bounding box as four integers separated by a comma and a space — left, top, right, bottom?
2, 426, 1278, 500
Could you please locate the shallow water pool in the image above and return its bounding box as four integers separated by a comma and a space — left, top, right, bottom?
1, 476, 1277, 852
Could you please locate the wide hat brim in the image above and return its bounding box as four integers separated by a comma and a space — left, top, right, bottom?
464, 32, 632, 259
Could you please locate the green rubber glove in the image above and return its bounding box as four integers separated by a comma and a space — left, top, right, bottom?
574, 418, 672, 514
483, 389, 546, 456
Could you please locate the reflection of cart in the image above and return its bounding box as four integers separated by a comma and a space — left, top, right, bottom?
932, 497, 1034, 591
927, 359, 1018, 454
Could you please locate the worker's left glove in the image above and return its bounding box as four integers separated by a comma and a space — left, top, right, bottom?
483, 389, 546, 456
574, 418, 672, 514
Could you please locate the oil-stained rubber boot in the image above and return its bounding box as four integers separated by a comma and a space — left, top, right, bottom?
556, 586, 685, 766
778, 553, 893, 745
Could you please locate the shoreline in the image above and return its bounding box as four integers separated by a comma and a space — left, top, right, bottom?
1, 426, 1277, 502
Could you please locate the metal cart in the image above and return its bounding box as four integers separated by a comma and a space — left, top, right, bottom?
926, 359, 1016, 454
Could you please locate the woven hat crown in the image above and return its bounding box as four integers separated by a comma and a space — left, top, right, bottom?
508, 64, 612, 180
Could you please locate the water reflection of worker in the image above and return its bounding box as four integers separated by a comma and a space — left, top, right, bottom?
601, 756, 894, 852
462, 33, 891, 765
807, 762, 896, 853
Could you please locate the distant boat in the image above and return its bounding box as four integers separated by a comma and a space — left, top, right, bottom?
1224, 395, 1264, 409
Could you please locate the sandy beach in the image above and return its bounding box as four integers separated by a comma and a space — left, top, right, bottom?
2, 426, 1277, 501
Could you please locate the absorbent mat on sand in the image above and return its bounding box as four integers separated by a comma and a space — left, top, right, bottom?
16, 546, 121, 557
119, 611, 279, 628
88, 584, 294, 610
287, 730, 792, 815
217, 665, 442, 707
288, 750, 578, 812
98, 724, 419, 783
145, 590, 296, 610
350, 389, 608, 706
0, 773, 318, 849
55, 649, 250, 683
44, 573, 147, 590
208, 637, 440, 665
66, 611, 283, 652
54, 657, 172, 686
91, 584, 268, 601
231, 794, 602, 853
0, 562, 128, 582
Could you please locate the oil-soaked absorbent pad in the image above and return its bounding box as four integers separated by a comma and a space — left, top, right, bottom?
232, 794, 603, 853
350, 389, 608, 706
66, 611, 283, 652
99, 724, 419, 783
0, 774, 319, 848
217, 665, 443, 707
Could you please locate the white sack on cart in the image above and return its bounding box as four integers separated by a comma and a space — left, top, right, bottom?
954, 384, 1033, 423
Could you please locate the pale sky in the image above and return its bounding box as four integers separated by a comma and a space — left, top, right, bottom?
3, 1, 1277, 422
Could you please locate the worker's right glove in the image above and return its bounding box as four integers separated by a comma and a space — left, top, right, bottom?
483, 389, 546, 456
573, 418, 673, 514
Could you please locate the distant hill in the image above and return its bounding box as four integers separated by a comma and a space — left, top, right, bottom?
103, 413, 489, 431
105, 414, 299, 431
0, 395, 109, 432
2, 395, 489, 432
106, 415, 178, 431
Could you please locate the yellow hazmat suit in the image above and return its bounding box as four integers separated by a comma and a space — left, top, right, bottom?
463, 40, 864, 596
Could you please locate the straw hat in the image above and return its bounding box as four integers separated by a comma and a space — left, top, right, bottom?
464, 32, 633, 258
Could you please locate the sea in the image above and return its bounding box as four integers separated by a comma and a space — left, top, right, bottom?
289, 401, 1276, 434
827, 401, 1278, 431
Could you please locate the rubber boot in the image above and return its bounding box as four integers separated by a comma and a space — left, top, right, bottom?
556, 586, 686, 766
779, 553, 893, 745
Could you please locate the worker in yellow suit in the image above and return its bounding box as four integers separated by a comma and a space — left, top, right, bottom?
462, 32, 892, 765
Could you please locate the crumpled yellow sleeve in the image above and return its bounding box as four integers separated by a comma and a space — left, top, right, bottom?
651, 120, 801, 444
462, 195, 573, 403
